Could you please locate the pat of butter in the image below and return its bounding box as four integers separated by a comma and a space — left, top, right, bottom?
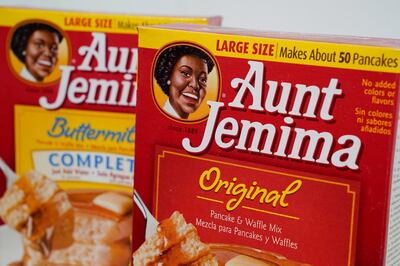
226, 255, 273, 266
93, 191, 132, 215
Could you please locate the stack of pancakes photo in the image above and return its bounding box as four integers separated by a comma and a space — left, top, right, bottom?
0, 171, 73, 242
133, 211, 218, 266
0, 171, 132, 266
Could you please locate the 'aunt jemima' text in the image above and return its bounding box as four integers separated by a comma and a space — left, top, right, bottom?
183, 61, 361, 170
39, 32, 138, 110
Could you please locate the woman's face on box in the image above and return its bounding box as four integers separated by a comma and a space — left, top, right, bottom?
25, 29, 59, 82
168, 54, 208, 119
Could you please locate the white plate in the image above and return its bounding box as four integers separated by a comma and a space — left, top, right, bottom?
0, 225, 23, 265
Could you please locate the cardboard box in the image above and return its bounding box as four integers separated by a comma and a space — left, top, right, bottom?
133, 24, 400, 265
0, 8, 220, 266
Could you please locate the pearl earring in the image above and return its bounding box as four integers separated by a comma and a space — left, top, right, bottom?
167, 80, 171, 85
22, 51, 26, 56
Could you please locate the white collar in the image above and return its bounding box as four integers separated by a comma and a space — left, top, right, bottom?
20, 67, 38, 82
163, 99, 182, 119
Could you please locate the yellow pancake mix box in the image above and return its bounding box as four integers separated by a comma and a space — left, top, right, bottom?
133, 24, 400, 265
0, 7, 221, 266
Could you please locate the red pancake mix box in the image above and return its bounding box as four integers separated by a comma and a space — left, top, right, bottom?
0, 8, 220, 266
133, 24, 400, 265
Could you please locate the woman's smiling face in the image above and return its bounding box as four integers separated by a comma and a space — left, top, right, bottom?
169, 54, 208, 119
24, 29, 59, 82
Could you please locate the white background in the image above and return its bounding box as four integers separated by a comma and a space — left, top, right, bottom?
1, 0, 399, 39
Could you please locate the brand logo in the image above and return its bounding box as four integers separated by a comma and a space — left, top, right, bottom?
182, 61, 361, 170
39, 33, 138, 109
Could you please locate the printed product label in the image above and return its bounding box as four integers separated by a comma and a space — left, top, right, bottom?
153, 146, 359, 266
0, 8, 219, 266
133, 25, 400, 266
15, 105, 135, 191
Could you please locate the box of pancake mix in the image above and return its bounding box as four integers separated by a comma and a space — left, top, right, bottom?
132, 24, 400, 265
0, 7, 221, 266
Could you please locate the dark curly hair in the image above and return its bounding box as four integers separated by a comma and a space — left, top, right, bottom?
154, 45, 215, 95
11, 22, 63, 63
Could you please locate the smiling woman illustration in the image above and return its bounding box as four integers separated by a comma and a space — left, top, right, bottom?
154, 45, 215, 119
11, 22, 63, 83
